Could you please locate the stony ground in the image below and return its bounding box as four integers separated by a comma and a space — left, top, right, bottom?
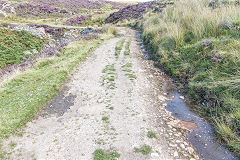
4, 28, 199, 160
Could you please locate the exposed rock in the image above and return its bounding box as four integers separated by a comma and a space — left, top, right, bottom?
81, 27, 100, 35
0, 10, 7, 17
170, 143, 177, 147
168, 120, 198, 131
24, 50, 32, 55
173, 151, 179, 157
209, 0, 217, 8
176, 140, 181, 143
32, 49, 39, 55
220, 19, 236, 30
14, 25, 47, 38
187, 147, 195, 154
179, 96, 184, 100
151, 152, 159, 158
180, 143, 185, 149
201, 39, 213, 47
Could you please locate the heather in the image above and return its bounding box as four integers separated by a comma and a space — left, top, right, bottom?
66, 16, 91, 26
138, 0, 240, 156
29, 0, 125, 10
0, 28, 45, 69
16, 0, 126, 15
0, 0, 127, 26
16, 3, 68, 18
106, 1, 173, 24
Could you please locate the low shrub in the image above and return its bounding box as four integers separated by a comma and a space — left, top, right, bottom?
0, 28, 45, 69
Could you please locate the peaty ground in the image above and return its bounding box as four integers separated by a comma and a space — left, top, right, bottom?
4, 28, 198, 160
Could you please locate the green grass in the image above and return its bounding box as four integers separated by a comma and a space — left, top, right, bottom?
122, 69, 131, 72
121, 62, 136, 80
102, 116, 109, 122
94, 149, 120, 160
147, 131, 157, 139
134, 145, 152, 155
106, 105, 114, 110
0, 34, 110, 157
102, 65, 116, 73
138, 0, 240, 156
0, 28, 46, 69
115, 38, 125, 56
122, 62, 132, 68
109, 107, 114, 110
125, 73, 137, 80
124, 39, 131, 55
9, 142, 16, 148
102, 64, 116, 89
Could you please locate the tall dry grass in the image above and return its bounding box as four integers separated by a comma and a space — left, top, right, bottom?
139, 0, 240, 156
143, 0, 240, 46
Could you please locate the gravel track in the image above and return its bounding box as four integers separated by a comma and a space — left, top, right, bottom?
5, 28, 198, 160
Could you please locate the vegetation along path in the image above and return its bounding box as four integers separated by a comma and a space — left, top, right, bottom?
4, 28, 199, 160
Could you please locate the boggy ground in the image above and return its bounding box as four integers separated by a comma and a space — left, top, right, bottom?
4, 28, 198, 160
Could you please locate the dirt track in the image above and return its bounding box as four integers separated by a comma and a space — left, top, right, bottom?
5, 28, 198, 160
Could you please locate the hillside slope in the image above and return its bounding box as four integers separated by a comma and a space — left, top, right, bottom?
0, 0, 126, 26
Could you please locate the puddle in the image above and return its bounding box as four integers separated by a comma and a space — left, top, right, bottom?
167, 92, 238, 160
41, 87, 76, 117
136, 31, 238, 160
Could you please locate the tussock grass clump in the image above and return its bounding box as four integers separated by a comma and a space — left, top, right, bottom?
139, 0, 240, 156
134, 145, 152, 155
94, 149, 120, 160
103, 25, 118, 36
147, 131, 157, 139
102, 116, 109, 122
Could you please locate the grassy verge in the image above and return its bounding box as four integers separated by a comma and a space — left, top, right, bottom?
0, 34, 111, 158
138, 0, 240, 156
115, 38, 125, 56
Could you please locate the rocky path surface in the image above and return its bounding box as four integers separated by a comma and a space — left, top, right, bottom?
5, 28, 198, 160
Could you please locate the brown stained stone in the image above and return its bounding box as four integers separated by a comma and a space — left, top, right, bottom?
168, 120, 198, 132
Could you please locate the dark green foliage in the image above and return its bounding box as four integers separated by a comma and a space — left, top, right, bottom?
0, 29, 45, 69
102, 116, 109, 121
147, 131, 157, 139
134, 145, 152, 155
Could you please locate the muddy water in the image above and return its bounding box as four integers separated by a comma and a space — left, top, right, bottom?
137, 31, 238, 160
167, 92, 238, 160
